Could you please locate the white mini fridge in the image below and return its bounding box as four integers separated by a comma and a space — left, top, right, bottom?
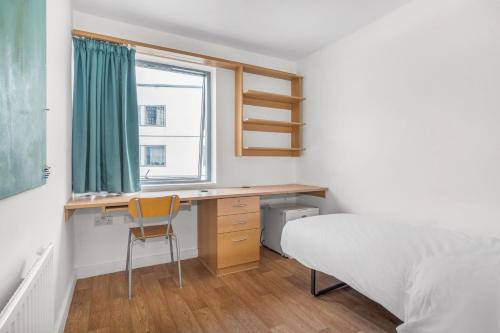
262, 204, 319, 256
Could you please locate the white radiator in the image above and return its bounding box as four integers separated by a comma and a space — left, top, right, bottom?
0, 244, 54, 333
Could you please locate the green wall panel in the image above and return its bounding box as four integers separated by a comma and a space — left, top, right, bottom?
0, 0, 47, 199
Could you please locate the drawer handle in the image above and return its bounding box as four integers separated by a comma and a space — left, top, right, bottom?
232, 220, 247, 225
232, 237, 247, 243
232, 203, 247, 208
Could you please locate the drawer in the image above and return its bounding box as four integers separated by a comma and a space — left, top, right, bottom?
218, 212, 260, 234
217, 196, 259, 216
217, 229, 260, 269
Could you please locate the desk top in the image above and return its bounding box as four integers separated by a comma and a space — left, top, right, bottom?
65, 184, 327, 209
64, 184, 327, 221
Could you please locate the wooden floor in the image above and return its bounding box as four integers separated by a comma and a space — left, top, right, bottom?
65, 248, 400, 333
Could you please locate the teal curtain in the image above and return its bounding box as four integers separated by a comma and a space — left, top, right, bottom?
72, 38, 140, 193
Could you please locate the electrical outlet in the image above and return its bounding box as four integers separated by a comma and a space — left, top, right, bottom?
123, 215, 132, 224
94, 215, 113, 226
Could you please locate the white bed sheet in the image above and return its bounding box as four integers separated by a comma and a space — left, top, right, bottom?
398, 248, 500, 333
280, 214, 475, 320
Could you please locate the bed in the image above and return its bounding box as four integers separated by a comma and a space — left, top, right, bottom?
281, 214, 500, 332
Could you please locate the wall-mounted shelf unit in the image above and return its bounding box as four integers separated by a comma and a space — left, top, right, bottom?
235, 66, 305, 157
242, 147, 304, 157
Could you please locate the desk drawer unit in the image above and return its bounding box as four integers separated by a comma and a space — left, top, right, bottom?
217, 212, 260, 233
198, 196, 261, 276
217, 229, 260, 268
217, 196, 259, 216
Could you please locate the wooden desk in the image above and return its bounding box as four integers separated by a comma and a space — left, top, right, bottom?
65, 184, 327, 276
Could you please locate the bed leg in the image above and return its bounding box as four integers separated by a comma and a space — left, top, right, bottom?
311, 269, 348, 297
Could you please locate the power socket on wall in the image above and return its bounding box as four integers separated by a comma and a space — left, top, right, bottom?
94, 215, 113, 226
122, 215, 132, 224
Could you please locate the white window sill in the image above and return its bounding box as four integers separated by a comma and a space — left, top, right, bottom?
140, 181, 217, 192
71, 182, 217, 198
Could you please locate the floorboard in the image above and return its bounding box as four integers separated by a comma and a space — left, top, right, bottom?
65, 248, 401, 333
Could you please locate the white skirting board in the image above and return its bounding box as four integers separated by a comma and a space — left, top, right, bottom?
75, 248, 198, 279
55, 275, 76, 333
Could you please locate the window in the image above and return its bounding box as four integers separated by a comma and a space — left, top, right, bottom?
136, 59, 212, 185
140, 145, 166, 167
139, 105, 166, 127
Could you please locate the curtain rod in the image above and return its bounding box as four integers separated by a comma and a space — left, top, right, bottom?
71, 29, 302, 80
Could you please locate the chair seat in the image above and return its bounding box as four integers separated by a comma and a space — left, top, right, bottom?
131, 224, 173, 239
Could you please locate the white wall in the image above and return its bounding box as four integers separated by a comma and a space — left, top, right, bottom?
297, 0, 500, 238
72, 12, 299, 278
0, 0, 74, 330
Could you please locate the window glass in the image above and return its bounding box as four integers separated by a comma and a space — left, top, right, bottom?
136, 60, 212, 184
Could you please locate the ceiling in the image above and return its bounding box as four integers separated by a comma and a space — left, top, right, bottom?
74, 0, 411, 60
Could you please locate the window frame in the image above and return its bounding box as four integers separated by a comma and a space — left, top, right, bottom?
136, 59, 213, 187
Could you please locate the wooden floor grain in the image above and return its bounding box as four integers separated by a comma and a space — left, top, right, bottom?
65, 248, 401, 333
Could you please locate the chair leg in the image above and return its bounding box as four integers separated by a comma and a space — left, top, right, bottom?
168, 235, 175, 263
173, 234, 182, 288
128, 239, 135, 299
126, 230, 132, 273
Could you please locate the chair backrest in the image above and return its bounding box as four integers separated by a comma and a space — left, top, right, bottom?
128, 196, 181, 238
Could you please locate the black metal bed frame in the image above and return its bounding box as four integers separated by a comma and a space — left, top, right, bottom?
310, 269, 348, 297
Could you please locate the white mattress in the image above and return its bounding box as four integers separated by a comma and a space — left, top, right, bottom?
281, 214, 475, 320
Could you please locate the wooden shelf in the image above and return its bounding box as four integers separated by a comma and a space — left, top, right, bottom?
242, 147, 303, 157
243, 96, 293, 110
242, 65, 303, 81
243, 90, 305, 105
243, 118, 304, 133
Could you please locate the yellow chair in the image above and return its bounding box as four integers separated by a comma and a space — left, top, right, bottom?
126, 195, 182, 298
